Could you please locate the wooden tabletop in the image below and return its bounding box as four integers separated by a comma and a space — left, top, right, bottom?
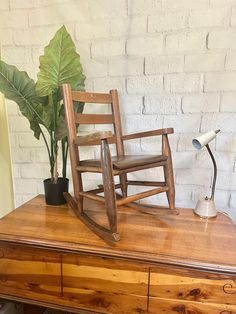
0, 195, 235, 274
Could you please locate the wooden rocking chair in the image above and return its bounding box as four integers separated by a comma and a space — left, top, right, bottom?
62, 84, 176, 242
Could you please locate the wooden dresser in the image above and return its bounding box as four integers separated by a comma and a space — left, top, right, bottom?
0, 195, 235, 314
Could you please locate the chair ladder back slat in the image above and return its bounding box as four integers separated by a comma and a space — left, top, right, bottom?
110, 90, 125, 157
62, 84, 83, 199
74, 113, 114, 124
71, 91, 112, 104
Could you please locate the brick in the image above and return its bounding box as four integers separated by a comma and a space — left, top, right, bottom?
221, 93, 236, 112
91, 39, 125, 58
123, 114, 163, 134
164, 114, 201, 133
128, 0, 162, 15
189, 8, 230, 28
29, 2, 89, 26
127, 35, 163, 55
39, 0, 71, 5
216, 134, 236, 152
166, 31, 207, 53
2, 47, 32, 64
5, 100, 19, 116
0, 29, 13, 46
163, 0, 209, 10
14, 195, 23, 207
109, 56, 144, 76
11, 148, 34, 163
127, 75, 163, 94
93, 77, 125, 93
14, 179, 37, 194
19, 133, 45, 148
119, 95, 143, 115
182, 94, 220, 113
9, 117, 30, 132
0, 10, 28, 29
21, 163, 49, 179
111, 17, 147, 37
83, 59, 107, 78
173, 152, 196, 169
14, 26, 59, 46
145, 55, 184, 74
178, 133, 198, 151
231, 8, 236, 26
204, 73, 236, 92
225, 53, 236, 71
208, 30, 236, 49
143, 95, 180, 114
36, 149, 49, 163
12, 164, 20, 179
75, 40, 91, 59
0, 0, 9, 10
214, 190, 230, 207
164, 73, 201, 93
75, 20, 109, 40
211, 0, 236, 6
201, 113, 236, 132
141, 133, 178, 152
89, 0, 127, 18
10, 0, 38, 9
184, 53, 225, 72
148, 12, 188, 32
9, 134, 18, 148
196, 150, 234, 171
176, 168, 212, 186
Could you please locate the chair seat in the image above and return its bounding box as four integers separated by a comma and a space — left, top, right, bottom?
79, 154, 167, 170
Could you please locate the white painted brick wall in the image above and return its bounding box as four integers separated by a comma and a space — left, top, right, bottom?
0, 0, 235, 218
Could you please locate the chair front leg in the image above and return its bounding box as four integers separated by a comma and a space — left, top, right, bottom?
101, 139, 118, 233
162, 134, 175, 210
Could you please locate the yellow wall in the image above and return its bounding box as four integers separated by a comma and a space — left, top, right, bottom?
0, 93, 14, 217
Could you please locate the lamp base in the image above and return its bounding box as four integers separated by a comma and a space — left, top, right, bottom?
194, 197, 217, 218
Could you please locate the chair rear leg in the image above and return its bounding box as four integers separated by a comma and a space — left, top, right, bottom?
101, 139, 118, 234
162, 135, 175, 210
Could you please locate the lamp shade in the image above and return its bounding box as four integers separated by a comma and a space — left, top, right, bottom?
192, 130, 220, 150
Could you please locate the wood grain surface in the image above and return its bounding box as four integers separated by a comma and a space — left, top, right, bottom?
0, 196, 235, 313
0, 243, 61, 302
62, 254, 148, 313
0, 195, 235, 273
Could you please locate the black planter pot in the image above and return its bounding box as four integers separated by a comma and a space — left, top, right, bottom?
44, 177, 69, 205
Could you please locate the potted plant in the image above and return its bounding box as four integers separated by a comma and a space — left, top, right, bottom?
0, 25, 86, 205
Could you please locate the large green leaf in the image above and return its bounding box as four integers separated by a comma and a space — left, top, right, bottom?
36, 25, 85, 96
0, 60, 44, 139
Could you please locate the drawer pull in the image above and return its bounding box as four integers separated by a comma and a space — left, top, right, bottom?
223, 280, 236, 295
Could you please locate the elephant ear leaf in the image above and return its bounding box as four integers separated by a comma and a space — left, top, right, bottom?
0, 60, 44, 139
36, 25, 85, 96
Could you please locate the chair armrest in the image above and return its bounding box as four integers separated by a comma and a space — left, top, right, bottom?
73, 131, 113, 145
122, 128, 174, 141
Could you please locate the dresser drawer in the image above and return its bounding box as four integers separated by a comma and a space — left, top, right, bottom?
148, 298, 236, 314
62, 253, 149, 314
149, 265, 236, 312
0, 243, 61, 302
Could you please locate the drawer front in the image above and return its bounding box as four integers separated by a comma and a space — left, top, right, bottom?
0, 243, 61, 302
149, 266, 236, 312
149, 298, 236, 314
62, 253, 149, 314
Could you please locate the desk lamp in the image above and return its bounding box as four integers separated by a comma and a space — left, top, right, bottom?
192, 129, 220, 218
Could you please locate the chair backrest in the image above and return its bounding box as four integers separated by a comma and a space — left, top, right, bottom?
62, 84, 125, 159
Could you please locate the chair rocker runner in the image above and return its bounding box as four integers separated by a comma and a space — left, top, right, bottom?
62, 84, 176, 242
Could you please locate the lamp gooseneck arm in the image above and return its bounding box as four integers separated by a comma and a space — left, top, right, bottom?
206, 144, 217, 200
